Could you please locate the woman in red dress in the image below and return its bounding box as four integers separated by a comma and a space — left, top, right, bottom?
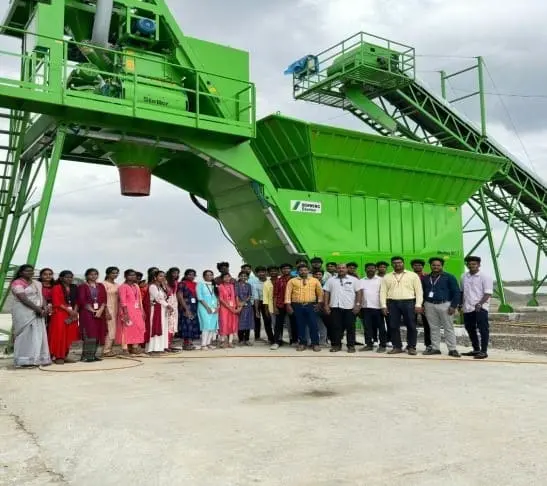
48, 270, 79, 364
77, 268, 109, 362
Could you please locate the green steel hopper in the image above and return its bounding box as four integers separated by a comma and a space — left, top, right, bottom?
251, 115, 505, 275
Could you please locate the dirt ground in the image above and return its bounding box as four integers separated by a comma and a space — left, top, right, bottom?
1, 345, 547, 486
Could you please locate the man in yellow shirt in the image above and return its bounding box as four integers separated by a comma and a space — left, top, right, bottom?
380, 256, 423, 355
285, 264, 323, 352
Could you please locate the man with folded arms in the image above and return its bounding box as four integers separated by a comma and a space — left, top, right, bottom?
380, 256, 423, 355
421, 257, 461, 358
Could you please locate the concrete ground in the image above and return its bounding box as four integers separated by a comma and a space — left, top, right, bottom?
1, 345, 547, 486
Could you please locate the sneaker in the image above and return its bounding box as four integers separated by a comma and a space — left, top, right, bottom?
296, 345, 306, 352
448, 350, 461, 358
407, 348, 417, 356
312, 345, 321, 352
387, 348, 403, 355
376, 346, 386, 353
360, 345, 374, 352
270, 343, 280, 350
425, 345, 433, 352
329, 347, 341, 353
347, 347, 356, 354
474, 351, 488, 359
462, 350, 480, 357
423, 349, 441, 356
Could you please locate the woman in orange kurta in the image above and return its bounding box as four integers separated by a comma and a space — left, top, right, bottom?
48, 270, 79, 364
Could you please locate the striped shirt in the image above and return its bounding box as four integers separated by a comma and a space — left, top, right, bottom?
284, 277, 323, 304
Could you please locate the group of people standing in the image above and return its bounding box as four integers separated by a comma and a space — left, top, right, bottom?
8, 254, 493, 368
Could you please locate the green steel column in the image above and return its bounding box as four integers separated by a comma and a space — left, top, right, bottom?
478, 188, 512, 312
26, 129, 66, 265
440, 70, 447, 99
477, 56, 487, 138
0, 162, 33, 310
527, 243, 542, 306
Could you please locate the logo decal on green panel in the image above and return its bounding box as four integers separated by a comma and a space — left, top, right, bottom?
290, 200, 322, 214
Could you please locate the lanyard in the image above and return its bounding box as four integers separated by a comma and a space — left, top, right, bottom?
393, 272, 405, 285
205, 283, 215, 296
88, 284, 98, 302
429, 275, 441, 287
64, 285, 72, 305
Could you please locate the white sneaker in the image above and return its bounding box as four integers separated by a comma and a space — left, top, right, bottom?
270, 343, 280, 350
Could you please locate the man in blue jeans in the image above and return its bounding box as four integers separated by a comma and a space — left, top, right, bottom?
285, 264, 324, 352
460, 255, 493, 359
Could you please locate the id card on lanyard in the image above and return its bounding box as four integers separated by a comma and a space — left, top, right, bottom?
90, 285, 99, 310
429, 275, 441, 299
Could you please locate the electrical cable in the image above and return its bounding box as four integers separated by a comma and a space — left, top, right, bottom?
189, 193, 209, 215
35, 352, 547, 372
416, 54, 476, 60
449, 87, 547, 100
188, 193, 241, 255
483, 62, 538, 174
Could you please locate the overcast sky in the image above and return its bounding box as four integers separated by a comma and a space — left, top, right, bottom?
2, 0, 547, 280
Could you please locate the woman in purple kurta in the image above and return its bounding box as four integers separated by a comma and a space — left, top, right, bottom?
77, 268, 108, 362
236, 272, 253, 345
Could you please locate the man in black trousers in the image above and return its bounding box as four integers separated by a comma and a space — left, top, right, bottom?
323, 264, 362, 353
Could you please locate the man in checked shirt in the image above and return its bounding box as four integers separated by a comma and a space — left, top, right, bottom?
285, 263, 324, 352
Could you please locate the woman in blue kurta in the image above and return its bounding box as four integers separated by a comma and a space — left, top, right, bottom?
236, 272, 253, 345
196, 270, 219, 350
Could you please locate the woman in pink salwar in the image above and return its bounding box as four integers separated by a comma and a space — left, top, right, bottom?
218, 273, 240, 348
116, 269, 145, 355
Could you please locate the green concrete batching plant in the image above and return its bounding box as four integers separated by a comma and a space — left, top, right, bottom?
0, 1, 545, 310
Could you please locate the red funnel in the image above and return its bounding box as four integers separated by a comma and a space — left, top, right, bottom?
118, 166, 151, 196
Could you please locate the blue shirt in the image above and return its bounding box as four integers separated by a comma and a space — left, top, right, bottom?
421, 272, 460, 308
251, 279, 265, 301
247, 274, 259, 303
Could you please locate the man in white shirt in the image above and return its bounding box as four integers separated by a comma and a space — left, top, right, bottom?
460, 255, 493, 360
359, 263, 386, 353
324, 264, 362, 353
322, 261, 337, 284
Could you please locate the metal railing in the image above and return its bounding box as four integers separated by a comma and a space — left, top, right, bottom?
292, 31, 415, 96
0, 25, 256, 134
